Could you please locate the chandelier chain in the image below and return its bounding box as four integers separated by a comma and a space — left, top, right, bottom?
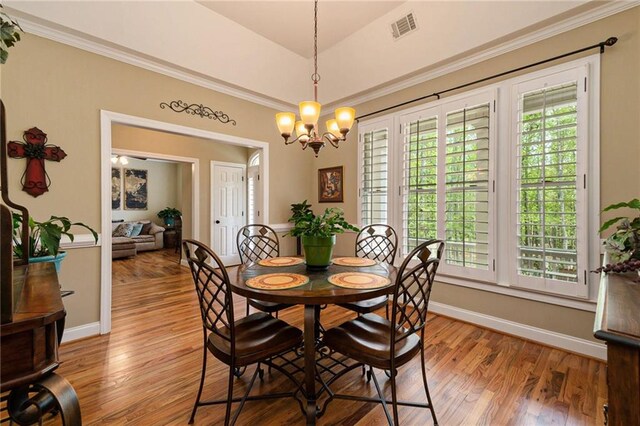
312, 0, 319, 85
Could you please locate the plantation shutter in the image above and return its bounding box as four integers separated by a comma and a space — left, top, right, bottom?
360, 126, 389, 226
514, 77, 587, 295
401, 115, 438, 255
444, 103, 491, 270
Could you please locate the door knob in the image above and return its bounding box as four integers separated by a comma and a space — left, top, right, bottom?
215, 220, 220, 224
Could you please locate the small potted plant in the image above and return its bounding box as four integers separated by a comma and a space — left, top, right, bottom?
287, 200, 359, 270
594, 198, 640, 277
157, 207, 182, 227
12, 213, 98, 272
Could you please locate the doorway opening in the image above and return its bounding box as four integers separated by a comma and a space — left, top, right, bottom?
100, 110, 270, 334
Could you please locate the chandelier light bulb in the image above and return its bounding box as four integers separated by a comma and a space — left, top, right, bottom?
119, 156, 129, 165
335, 107, 356, 132
299, 101, 321, 126
326, 119, 342, 140
295, 121, 310, 142
276, 112, 296, 136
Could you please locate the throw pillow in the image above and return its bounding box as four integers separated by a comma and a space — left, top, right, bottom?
130, 223, 144, 237
141, 222, 153, 235
112, 223, 134, 237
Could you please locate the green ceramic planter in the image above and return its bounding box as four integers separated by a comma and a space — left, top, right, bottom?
302, 235, 336, 270
29, 250, 68, 273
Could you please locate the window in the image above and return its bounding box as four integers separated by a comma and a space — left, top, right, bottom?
511, 68, 589, 297
401, 113, 438, 255
398, 93, 496, 281
358, 119, 391, 226
247, 152, 261, 223
357, 57, 597, 302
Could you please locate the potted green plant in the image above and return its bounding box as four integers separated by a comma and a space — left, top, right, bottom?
1, 4, 23, 64
287, 200, 359, 270
12, 213, 98, 272
157, 207, 182, 227
594, 198, 640, 276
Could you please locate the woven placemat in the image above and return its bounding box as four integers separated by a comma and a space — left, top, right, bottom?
258, 257, 305, 267
332, 257, 377, 267
328, 272, 391, 289
246, 273, 309, 290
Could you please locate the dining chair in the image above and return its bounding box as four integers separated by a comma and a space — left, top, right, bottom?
338, 224, 398, 318
237, 224, 293, 317
321, 239, 445, 425
183, 239, 303, 425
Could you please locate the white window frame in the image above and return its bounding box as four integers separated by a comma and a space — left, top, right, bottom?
508, 65, 590, 298
357, 54, 600, 310
356, 117, 395, 228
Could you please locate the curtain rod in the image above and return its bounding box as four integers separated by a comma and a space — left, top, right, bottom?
356, 36, 618, 121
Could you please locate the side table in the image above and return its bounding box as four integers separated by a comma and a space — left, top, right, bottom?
164, 228, 177, 248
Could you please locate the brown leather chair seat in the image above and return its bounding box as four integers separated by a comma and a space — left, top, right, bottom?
322, 313, 421, 370
208, 312, 302, 366
338, 295, 388, 314
248, 299, 292, 313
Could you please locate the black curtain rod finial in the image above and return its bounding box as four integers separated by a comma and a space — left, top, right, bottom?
605, 37, 618, 46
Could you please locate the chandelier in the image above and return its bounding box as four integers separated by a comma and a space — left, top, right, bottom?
275, 0, 356, 157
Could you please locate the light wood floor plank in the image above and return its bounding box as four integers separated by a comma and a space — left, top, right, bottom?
34, 249, 606, 425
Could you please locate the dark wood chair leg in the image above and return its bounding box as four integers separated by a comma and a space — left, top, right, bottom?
224, 365, 235, 426
189, 342, 208, 424
420, 348, 438, 425
390, 364, 400, 425
246, 299, 250, 317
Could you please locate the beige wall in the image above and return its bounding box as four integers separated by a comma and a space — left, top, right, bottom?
112, 124, 252, 244
111, 157, 178, 223
313, 7, 640, 342
2, 34, 313, 328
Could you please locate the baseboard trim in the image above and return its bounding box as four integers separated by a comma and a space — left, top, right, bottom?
429, 302, 607, 361
61, 321, 101, 343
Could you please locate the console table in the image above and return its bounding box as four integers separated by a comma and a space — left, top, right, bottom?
1, 262, 81, 425
594, 271, 640, 426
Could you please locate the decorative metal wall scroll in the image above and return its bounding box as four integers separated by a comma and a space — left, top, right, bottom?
8, 127, 67, 197
160, 100, 237, 125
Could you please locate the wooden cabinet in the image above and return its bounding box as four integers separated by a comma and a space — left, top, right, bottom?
594, 272, 640, 426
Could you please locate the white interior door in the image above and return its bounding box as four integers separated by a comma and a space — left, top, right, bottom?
211, 162, 246, 265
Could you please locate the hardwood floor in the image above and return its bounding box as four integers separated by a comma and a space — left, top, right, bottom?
48, 249, 606, 425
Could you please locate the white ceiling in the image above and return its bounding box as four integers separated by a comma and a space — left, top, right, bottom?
5, 1, 630, 108
198, 1, 406, 58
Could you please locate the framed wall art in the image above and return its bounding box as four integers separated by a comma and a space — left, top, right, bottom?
111, 168, 122, 210
124, 168, 148, 210
318, 166, 344, 203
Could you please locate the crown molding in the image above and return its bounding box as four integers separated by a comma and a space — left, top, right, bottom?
14, 15, 296, 112
9, 2, 638, 112
324, 1, 639, 111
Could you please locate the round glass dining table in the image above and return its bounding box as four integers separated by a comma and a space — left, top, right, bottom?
229, 259, 397, 425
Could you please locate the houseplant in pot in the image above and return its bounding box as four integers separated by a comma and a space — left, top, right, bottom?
157, 207, 181, 227
12, 213, 98, 272
594, 198, 640, 277
287, 200, 358, 270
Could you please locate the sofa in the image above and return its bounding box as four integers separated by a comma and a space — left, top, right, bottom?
112, 220, 165, 259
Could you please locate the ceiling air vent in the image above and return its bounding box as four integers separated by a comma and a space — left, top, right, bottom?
391, 12, 417, 40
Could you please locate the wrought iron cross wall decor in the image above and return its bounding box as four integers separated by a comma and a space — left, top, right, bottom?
8, 127, 66, 197
160, 100, 237, 125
